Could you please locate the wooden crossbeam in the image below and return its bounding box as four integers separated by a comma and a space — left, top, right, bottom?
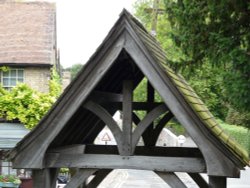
101, 101, 164, 110
45, 154, 206, 173
51, 145, 202, 158
89, 91, 123, 103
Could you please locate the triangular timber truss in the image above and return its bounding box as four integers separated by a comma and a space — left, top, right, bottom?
9, 9, 249, 188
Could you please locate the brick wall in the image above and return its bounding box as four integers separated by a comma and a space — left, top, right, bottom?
24, 67, 51, 93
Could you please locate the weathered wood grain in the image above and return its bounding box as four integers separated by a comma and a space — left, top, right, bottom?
32, 168, 58, 188
123, 30, 240, 177
45, 154, 206, 173
156, 172, 187, 188
83, 101, 123, 153
64, 169, 96, 188
132, 104, 168, 152
122, 80, 133, 155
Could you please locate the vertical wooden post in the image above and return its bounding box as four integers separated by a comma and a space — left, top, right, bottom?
209, 176, 226, 188
147, 80, 154, 102
144, 80, 155, 146
32, 168, 58, 188
122, 80, 133, 155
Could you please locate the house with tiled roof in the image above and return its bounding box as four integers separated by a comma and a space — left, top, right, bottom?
0, 0, 58, 92
0, 1, 58, 184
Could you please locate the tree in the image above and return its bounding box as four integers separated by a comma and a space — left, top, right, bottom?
134, 0, 185, 63
164, 0, 250, 111
133, 0, 228, 119
65, 63, 83, 80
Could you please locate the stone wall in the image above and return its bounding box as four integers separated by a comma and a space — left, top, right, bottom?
62, 70, 71, 90
24, 67, 51, 93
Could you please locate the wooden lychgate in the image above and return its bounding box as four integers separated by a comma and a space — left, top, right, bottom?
9, 9, 249, 188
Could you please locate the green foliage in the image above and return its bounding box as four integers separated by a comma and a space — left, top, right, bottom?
65, 63, 83, 80
133, 0, 250, 128
49, 68, 62, 98
134, 0, 186, 63
164, 0, 250, 111
0, 68, 62, 129
226, 107, 250, 128
219, 120, 250, 154
0, 174, 21, 184
166, 120, 185, 136
184, 62, 228, 119
133, 1, 226, 119
0, 66, 9, 72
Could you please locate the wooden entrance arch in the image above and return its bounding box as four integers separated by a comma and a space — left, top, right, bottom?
9, 10, 249, 188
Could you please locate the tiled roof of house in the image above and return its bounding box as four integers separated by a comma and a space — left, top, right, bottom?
0, 1, 56, 66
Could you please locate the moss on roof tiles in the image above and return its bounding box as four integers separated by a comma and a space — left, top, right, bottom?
128, 13, 249, 166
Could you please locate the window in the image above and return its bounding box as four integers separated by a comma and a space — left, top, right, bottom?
0, 151, 16, 175
0, 151, 31, 177
0, 69, 24, 90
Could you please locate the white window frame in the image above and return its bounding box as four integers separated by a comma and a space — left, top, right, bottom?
0, 68, 24, 90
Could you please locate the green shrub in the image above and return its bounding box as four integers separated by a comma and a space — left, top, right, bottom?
0, 68, 62, 129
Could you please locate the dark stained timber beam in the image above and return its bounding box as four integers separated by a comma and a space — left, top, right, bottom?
151, 112, 173, 145
86, 169, 112, 188
209, 176, 227, 188
48, 144, 85, 154
50, 145, 203, 157
132, 104, 168, 153
188, 173, 208, 188
89, 91, 123, 103
156, 172, 187, 188
122, 80, 133, 155
102, 102, 164, 111
32, 168, 58, 188
45, 154, 206, 173
144, 80, 155, 145
83, 101, 123, 153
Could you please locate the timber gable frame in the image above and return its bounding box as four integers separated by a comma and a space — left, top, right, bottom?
9, 9, 249, 188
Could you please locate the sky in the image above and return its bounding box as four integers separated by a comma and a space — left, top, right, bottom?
54, 0, 137, 68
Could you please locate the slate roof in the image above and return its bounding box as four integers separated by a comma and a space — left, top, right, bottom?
0, 1, 56, 66
0, 123, 29, 149
124, 11, 249, 165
